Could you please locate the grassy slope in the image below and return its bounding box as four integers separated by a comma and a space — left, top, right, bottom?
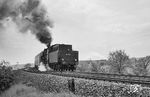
0, 83, 79, 97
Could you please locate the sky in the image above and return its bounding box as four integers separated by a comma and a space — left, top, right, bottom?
0, 0, 150, 64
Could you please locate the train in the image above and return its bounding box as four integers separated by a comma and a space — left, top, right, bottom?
34, 44, 79, 71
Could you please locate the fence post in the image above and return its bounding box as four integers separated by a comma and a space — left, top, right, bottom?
68, 78, 75, 94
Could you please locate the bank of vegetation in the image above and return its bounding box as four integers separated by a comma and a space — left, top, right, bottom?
0, 60, 15, 94
16, 70, 150, 97
77, 50, 150, 76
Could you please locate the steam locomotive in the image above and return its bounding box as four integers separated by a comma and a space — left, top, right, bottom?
34, 44, 78, 71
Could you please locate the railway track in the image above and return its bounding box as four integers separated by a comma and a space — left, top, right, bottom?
23, 69, 150, 85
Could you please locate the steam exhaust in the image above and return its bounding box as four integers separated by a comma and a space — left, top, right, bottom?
0, 0, 53, 45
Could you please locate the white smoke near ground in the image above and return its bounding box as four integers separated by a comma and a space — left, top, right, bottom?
38, 62, 46, 71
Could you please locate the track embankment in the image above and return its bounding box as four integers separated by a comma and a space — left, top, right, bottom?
24, 69, 150, 85
15, 70, 150, 97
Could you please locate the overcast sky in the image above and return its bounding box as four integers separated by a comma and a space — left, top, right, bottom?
0, 0, 150, 64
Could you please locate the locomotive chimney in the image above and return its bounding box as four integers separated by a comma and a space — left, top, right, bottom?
47, 43, 51, 48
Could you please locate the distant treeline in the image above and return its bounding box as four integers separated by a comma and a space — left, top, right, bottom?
77, 50, 150, 76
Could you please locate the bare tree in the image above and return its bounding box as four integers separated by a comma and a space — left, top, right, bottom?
89, 60, 99, 72
77, 64, 86, 72
134, 56, 150, 76
108, 50, 129, 74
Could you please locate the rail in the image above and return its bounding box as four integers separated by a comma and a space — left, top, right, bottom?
22, 69, 150, 85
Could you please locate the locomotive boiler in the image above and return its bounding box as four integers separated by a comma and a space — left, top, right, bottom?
34, 44, 78, 71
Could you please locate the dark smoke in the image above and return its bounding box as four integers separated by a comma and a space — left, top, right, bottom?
0, 0, 53, 44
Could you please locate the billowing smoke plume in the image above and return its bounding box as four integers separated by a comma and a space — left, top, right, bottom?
0, 0, 53, 44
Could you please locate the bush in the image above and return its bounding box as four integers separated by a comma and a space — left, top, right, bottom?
0, 62, 14, 94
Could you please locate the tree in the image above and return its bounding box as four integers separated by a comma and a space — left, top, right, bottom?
134, 56, 150, 76
76, 64, 86, 72
108, 50, 129, 74
90, 60, 99, 72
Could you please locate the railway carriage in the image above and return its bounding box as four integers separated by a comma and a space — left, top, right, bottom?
35, 44, 78, 71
